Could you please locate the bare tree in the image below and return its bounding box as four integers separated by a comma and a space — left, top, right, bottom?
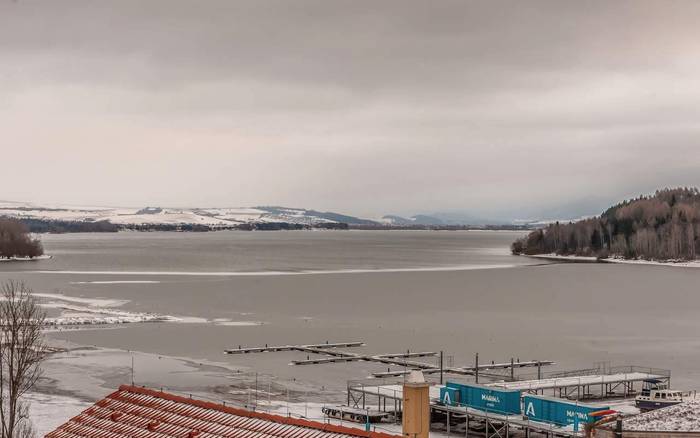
0, 281, 46, 438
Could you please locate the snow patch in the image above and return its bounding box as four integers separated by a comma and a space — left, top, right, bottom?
36, 264, 518, 277
623, 397, 700, 432
0, 255, 52, 262
33, 293, 129, 308
26, 392, 90, 437
70, 280, 161, 285
529, 253, 700, 268
215, 320, 266, 327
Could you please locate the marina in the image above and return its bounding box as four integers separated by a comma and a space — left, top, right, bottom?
224, 341, 677, 436
224, 342, 555, 380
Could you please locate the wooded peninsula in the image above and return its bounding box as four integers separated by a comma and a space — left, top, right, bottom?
512, 187, 700, 261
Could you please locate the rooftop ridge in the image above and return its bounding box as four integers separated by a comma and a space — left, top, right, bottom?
112, 384, 400, 438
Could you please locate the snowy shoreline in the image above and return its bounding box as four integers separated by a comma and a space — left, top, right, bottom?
30, 340, 344, 436
528, 253, 700, 268
0, 254, 52, 262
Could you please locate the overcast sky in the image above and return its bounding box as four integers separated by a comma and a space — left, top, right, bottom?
2, 0, 700, 220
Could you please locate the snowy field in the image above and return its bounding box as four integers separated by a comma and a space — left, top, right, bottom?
0, 201, 340, 227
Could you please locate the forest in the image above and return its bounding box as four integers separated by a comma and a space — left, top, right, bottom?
511, 188, 700, 261
0, 218, 44, 259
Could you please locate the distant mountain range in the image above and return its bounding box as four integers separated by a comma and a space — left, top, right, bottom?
0, 201, 536, 231
380, 212, 513, 226
0, 201, 376, 228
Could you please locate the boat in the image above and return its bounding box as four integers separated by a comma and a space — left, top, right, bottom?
635, 379, 689, 411
321, 406, 390, 423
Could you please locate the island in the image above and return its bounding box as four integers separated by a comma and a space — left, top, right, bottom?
0, 218, 44, 260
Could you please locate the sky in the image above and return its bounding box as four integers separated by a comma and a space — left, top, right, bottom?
2, 0, 700, 220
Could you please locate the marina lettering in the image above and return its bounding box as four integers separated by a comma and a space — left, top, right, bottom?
443, 392, 451, 404
566, 410, 588, 421
525, 402, 536, 417
481, 394, 500, 404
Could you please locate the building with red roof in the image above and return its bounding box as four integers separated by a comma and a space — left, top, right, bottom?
45, 385, 401, 438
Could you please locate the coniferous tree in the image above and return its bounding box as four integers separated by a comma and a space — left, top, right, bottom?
512, 188, 700, 261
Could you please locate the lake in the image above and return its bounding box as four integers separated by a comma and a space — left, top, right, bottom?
2, 230, 699, 397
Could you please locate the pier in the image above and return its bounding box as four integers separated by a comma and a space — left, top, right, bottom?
224, 341, 554, 381
224, 341, 366, 354
487, 366, 670, 399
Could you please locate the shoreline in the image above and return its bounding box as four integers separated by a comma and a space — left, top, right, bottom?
33, 263, 521, 277
31, 338, 342, 436
33, 228, 530, 235
528, 253, 700, 268
0, 254, 52, 262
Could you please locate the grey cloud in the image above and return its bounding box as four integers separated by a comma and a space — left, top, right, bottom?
2, 0, 700, 219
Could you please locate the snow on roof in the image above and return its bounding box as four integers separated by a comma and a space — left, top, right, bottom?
623, 398, 700, 432
45, 385, 400, 438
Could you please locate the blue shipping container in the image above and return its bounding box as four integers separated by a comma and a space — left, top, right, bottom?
443, 382, 521, 415
523, 395, 608, 428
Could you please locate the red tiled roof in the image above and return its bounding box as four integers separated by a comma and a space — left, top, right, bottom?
45, 385, 401, 438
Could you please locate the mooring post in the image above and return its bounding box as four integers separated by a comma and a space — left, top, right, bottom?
475, 353, 479, 384
440, 351, 444, 385
484, 409, 489, 437
510, 357, 514, 381
537, 361, 542, 380
465, 410, 469, 438
446, 409, 450, 436
615, 417, 623, 438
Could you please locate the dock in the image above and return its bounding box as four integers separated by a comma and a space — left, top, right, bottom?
224, 341, 366, 354
346, 365, 671, 437
371, 359, 555, 378
487, 368, 669, 399
221, 341, 672, 436
346, 380, 587, 437
224, 341, 554, 381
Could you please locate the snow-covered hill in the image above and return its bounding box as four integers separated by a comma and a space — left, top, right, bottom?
0, 201, 376, 227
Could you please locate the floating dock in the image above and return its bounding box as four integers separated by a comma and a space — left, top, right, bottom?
224, 341, 366, 354
224, 341, 554, 380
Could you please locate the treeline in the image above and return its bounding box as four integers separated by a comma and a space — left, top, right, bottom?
11, 217, 350, 233
351, 224, 533, 231
0, 218, 43, 258
239, 222, 349, 231
512, 188, 700, 260
20, 218, 119, 233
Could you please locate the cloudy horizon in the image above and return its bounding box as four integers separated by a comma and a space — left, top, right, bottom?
3, 0, 700, 220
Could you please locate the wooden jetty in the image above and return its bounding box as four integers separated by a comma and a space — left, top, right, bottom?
371, 359, 555, 378
224, 341, 554, 381
487, 366, 671, 399
224, 341, 366, 354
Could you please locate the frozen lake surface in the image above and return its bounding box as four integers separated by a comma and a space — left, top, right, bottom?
2, 230, 699, 429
